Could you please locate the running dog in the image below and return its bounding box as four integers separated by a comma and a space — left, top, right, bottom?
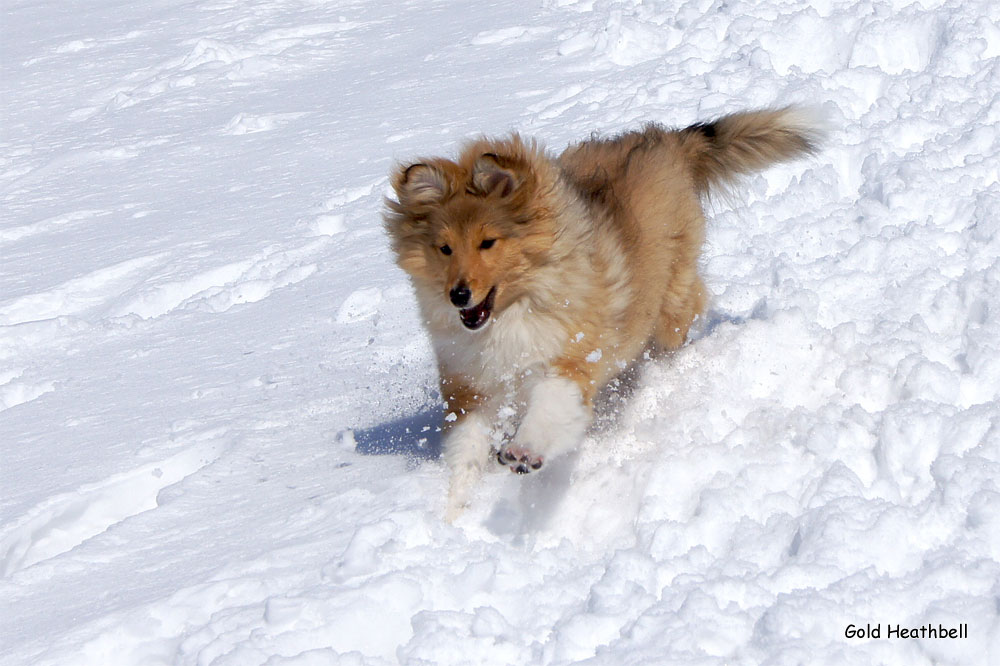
384, 107, 821, 518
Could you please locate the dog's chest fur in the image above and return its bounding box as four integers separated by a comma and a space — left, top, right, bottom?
433, 299, 564, 391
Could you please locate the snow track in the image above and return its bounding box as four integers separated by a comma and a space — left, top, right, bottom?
2, 0, 999, 664
1, 437, 227, 577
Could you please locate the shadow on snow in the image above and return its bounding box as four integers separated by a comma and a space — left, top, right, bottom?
352, 406, 443, 462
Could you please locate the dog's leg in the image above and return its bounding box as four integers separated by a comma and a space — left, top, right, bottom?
443, 412, 493, 520
500, 370, 593, 474
655, 273, 706, 350
440, 375, 492, 520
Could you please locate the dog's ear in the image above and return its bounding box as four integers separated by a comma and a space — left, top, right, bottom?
471, 153, 520, 198
393, 163, 449, 208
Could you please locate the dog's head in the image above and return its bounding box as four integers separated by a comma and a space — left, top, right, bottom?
384, 136, 557, 331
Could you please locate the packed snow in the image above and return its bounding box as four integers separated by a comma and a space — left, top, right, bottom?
2, 0, 999, 664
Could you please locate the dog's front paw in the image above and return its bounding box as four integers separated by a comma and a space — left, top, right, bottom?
496, 444, 544, 474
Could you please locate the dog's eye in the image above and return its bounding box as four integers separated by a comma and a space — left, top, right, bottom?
479, 239, 496, 250
439, 245, 452, 255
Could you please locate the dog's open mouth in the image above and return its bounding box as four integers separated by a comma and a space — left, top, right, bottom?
459, 287, 496, 330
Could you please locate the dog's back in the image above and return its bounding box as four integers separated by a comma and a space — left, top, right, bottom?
558, 106, 821, 197
556, 106, 822, 352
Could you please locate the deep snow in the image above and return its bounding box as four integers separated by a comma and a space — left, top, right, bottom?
2, 0, 999, 664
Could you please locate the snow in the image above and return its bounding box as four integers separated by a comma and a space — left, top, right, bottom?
2, 0, 999, 664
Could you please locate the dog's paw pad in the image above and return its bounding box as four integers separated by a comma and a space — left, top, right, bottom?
496, 446, 543, 474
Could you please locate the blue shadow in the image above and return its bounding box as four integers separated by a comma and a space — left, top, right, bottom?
353, 407, 443, 461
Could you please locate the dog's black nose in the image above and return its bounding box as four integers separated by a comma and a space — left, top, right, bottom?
449, 284, 471, 307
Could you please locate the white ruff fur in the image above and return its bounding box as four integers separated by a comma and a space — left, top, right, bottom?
433, 298, 565, 391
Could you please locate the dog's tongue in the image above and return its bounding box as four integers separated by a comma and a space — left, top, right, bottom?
459, 288, 495, 330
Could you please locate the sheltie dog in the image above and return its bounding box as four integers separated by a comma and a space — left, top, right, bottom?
384, 107, 821, 518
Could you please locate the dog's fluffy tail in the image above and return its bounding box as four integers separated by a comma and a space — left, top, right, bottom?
680, 106, 823, 194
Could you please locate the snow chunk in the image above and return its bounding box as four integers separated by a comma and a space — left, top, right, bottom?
336, 287, 382, 323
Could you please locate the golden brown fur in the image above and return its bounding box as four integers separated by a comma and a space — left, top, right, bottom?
384, 106, 821, 518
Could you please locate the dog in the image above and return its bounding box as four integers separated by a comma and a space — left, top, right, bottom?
384, 107, 821, 518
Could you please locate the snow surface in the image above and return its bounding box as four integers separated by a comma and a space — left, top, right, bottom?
2, 0, 999, 664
